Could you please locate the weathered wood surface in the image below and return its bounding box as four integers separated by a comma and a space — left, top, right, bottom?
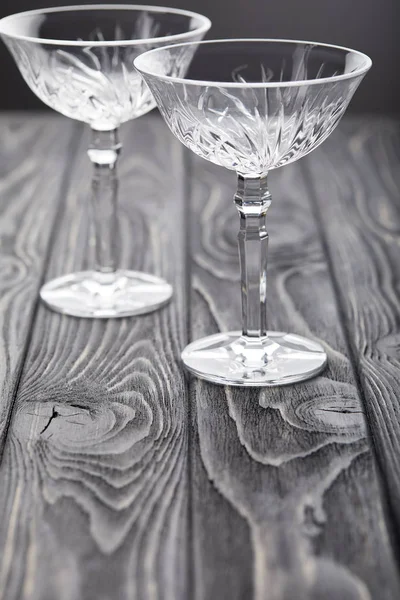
0, 117, 189, 600
0, 113, 399, 599
305, 117, 400, 538
189, 147, 400, 600
0, 115, 76, 457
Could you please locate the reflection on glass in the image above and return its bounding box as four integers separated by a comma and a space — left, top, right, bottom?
135, 39, 371, 385
0, 5, 211, 317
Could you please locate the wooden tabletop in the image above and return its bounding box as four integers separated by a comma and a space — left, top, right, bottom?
0, 112, 399, 600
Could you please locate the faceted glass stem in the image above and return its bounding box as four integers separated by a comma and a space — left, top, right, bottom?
40, 126, 173, 318
235, 173, 271, 340
181, 171, 327, 385
87, 128, 122, 275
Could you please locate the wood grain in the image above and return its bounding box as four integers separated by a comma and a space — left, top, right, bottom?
0, 116, 190, 600
304, 117, 400, 538
1, 114, 399, 600
188, 148, 400, 599
0, 115, 76, 458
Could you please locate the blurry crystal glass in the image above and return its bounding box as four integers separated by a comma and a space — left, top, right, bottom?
135, 39, 372, 386
0, 5, 210, 317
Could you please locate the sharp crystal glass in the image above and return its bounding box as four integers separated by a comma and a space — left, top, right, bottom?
135, 39, 372, 386
0, 5, 211, 317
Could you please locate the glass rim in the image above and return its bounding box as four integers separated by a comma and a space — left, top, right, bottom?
134, 38, 373, 88
0, 4, 212, 47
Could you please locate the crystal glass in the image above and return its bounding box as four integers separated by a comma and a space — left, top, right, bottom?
0, 5, 211, 317
135, 39, 372, 386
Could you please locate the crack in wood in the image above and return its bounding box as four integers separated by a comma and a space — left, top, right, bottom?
39, 407, 59, 435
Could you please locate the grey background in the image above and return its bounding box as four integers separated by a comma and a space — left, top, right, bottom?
0, 0, 397, 113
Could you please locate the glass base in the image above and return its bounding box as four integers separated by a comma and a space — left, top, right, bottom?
40, 270, 173, 318
181, 331, 327, 386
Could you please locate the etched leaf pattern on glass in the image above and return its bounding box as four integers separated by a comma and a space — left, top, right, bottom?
144, 47, 363, 173
3, 16, 171, 129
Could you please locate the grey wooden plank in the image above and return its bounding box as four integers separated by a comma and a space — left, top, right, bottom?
189, 145, 400, 599
304, 117, 400, 538
0, 115, 189, 600
0, 114, 77, 458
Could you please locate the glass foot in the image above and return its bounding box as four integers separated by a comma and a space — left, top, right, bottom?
182, 331, 327, 386
40, 270, 173, 318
